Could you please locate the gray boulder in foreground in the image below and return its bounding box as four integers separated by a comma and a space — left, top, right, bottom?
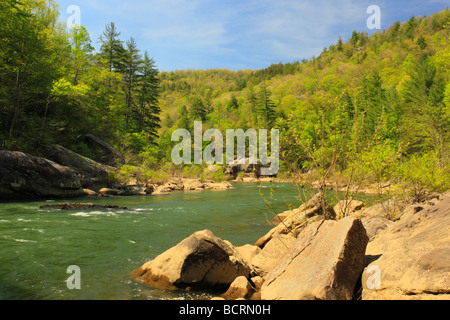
0, 150, 85, 200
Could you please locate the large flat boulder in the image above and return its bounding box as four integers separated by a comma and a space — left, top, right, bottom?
260, 217, 369, 300
362, 195, 450, 300
0, 151, 85, 200
131, 230, 251, 291
252, 234, 297, 277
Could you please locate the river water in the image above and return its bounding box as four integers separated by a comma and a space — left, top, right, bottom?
0, 182, 372, 300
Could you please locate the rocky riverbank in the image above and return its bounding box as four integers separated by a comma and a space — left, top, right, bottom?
131, 191, 450, 300
0, 144, 234, 201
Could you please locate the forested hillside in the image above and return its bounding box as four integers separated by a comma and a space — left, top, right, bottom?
0, 0, 160, 156
155, 9, 449, 194
1, 1, 449, 196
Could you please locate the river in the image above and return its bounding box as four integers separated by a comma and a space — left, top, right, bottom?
0, 182, 373, 300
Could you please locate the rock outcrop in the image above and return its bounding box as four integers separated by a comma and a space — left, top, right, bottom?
252, 234, 297, 277
0, 151, 85, 200
44, 144, 115, 191
261, 217, 369, 300
131, 230, 251, 291
83, 134, 125, 166
362, 195, 450, 300
225, 158, 261, 178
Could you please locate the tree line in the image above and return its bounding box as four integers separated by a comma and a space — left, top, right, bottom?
0, 0, 161, 155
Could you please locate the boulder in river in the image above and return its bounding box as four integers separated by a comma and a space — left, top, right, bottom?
131, 230, 252, 291
0, 151, 85, 201
39, 202, 128, 210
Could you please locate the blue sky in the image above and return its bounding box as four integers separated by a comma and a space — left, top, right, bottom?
54, 0, 449, 71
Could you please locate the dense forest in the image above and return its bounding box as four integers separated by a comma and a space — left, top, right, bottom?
1, 1, 449, 198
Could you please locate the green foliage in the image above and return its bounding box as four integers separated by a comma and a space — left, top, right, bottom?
0, 4, 448, 195
352, 141, 401, 186
398, 150, 450, 200
0, 3, 161, 160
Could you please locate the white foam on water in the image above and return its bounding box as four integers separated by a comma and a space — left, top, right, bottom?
1, 235, 37, 243
70, 211, 117, 217
133, 208, 153, 212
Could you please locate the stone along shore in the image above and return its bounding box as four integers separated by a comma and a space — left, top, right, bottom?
131, 191, 450, 300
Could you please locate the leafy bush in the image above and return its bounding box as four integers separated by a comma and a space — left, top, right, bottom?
397, 150, 450, 201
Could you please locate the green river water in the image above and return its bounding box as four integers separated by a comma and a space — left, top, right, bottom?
0, 182, 374, 300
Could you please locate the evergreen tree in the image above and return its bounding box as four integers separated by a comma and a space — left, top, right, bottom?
337, 37, 344, 52
122, 37, 142, 131
401, 55, 447, 153
189, 95, 207, 121
98, 22, 125, 73
350, 30, 359, 46
256, 83, 276, 128
227, 95, 239, 112
135, 51, 160, 143
359, 71, 385, 140
417, 35, 427, 50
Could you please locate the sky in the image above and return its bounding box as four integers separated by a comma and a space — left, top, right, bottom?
54, 0, 449, 71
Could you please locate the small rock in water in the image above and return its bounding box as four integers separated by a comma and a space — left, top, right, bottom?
39, 202, 128, 210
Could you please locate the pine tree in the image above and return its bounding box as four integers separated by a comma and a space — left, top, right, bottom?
350, 30, 359, 46
337, 37, 344, 52
359, 71, 385, 139
122, 37, 142, 131
135, 51, 160, 143
256, 83, 276, 128
98, 22, 125, 73
417, 35, 427, 50
189, 95, 207, 121
401, 55, 447, 153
